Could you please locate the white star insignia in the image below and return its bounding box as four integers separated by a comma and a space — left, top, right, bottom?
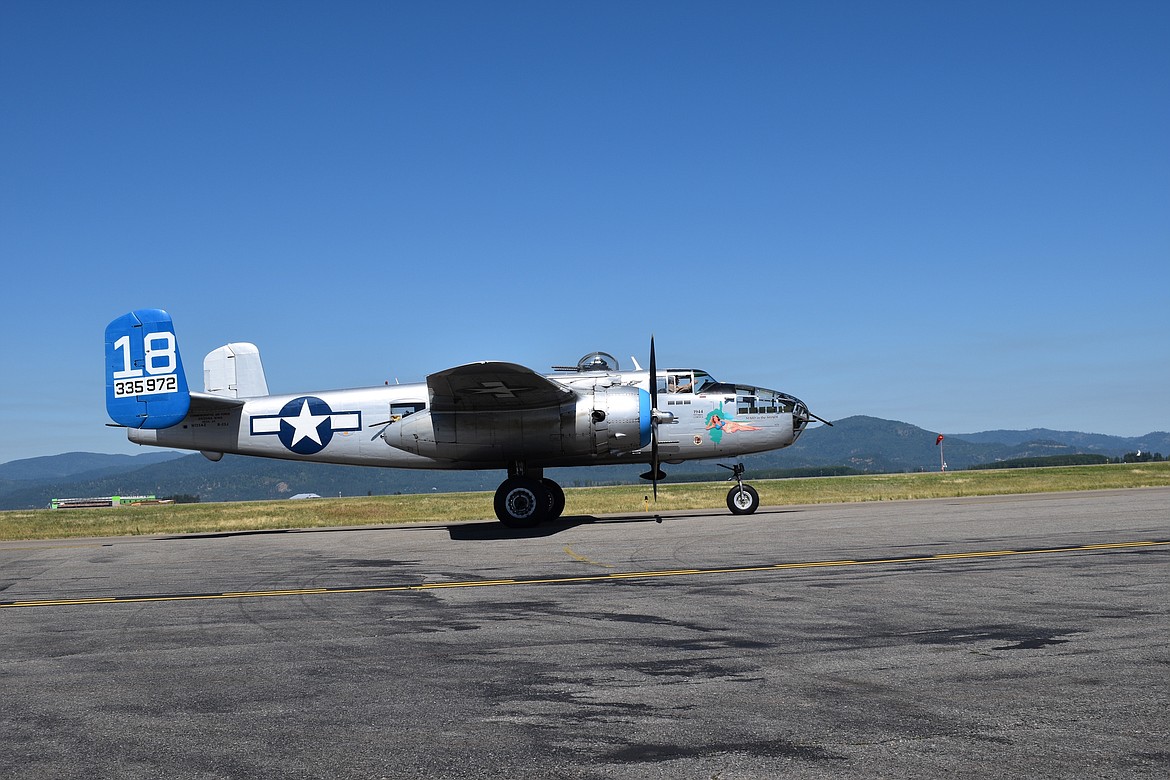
284, 399, 328, 446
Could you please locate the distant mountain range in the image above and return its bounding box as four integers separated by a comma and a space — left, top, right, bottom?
759, 417, 1169, 474
1, 416, 1166, 510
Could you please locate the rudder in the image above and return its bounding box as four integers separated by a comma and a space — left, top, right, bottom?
104, 309, 191, 429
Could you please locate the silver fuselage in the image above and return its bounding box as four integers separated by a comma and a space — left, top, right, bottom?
128, 368, 807, 471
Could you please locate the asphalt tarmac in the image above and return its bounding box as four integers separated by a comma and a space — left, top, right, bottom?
2, 487, 1168, 779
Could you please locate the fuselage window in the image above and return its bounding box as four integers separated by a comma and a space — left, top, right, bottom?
391, 402, 426, 422
738, 389, 783, 415
734, 388, 790, 413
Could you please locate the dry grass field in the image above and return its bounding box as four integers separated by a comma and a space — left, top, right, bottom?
3, 461, 1168, 541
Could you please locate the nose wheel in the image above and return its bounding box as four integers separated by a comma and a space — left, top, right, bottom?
720, 462, 761, 515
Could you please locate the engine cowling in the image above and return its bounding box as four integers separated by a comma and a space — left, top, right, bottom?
582, 385, 652, 456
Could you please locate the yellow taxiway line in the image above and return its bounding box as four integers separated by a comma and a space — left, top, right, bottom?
2, 539, 1166, 610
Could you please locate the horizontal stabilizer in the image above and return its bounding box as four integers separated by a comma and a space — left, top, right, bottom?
190, 391, 245, 412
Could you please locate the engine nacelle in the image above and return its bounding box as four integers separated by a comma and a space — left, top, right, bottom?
582, 385, 652, 456
381, 385, 651, 462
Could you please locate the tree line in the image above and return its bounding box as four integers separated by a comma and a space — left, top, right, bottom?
969, 452, 1164, 470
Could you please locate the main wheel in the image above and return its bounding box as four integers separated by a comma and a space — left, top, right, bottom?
542, 479, 566, 521
494, 477, 550, 528
726, 484, 760, 515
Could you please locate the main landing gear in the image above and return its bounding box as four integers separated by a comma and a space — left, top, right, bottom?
719, 462, 761, 515
493, 461, 764, 528
494, 465, 566, 528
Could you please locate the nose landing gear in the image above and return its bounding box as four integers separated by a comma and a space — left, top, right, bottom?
719, 462, 760, 515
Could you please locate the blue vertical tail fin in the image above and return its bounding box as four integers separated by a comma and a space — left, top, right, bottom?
104, 309, 191, 429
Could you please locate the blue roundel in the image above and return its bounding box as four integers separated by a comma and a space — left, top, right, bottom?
277, 396, 335, 455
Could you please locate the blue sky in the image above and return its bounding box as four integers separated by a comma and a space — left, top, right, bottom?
2, 1, 1167, 463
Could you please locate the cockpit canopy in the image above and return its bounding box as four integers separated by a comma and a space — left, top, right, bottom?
578, 351, 619, 371
554, 351, 622, 373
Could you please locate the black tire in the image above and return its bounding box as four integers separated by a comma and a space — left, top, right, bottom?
494, 477, 550, 528
542, 479, 566, 521
726, 484, 760, 515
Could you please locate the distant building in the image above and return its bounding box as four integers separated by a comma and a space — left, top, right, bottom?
50, 495, 165, 509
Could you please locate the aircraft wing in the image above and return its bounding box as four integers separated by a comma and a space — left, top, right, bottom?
427, 362, 575, 413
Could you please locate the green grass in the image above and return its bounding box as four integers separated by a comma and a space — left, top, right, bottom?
3, 461, 1168, 541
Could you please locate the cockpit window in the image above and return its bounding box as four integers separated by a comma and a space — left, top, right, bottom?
692, 370, 717, 392
665, 371, 693, 393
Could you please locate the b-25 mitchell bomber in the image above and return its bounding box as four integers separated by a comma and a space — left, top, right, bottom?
105, 309, 825, 527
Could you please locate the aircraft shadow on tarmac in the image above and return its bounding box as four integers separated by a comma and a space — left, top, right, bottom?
440, 508, 799, 540
442, 514, 645, 540
162, 508, 798, 542
161, 514, 653, 542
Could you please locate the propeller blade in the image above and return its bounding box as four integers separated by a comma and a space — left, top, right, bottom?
649, 335, 657, 409
640, 335, 673, 496
651, 438, 659, 500
649, 335, 659, 500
